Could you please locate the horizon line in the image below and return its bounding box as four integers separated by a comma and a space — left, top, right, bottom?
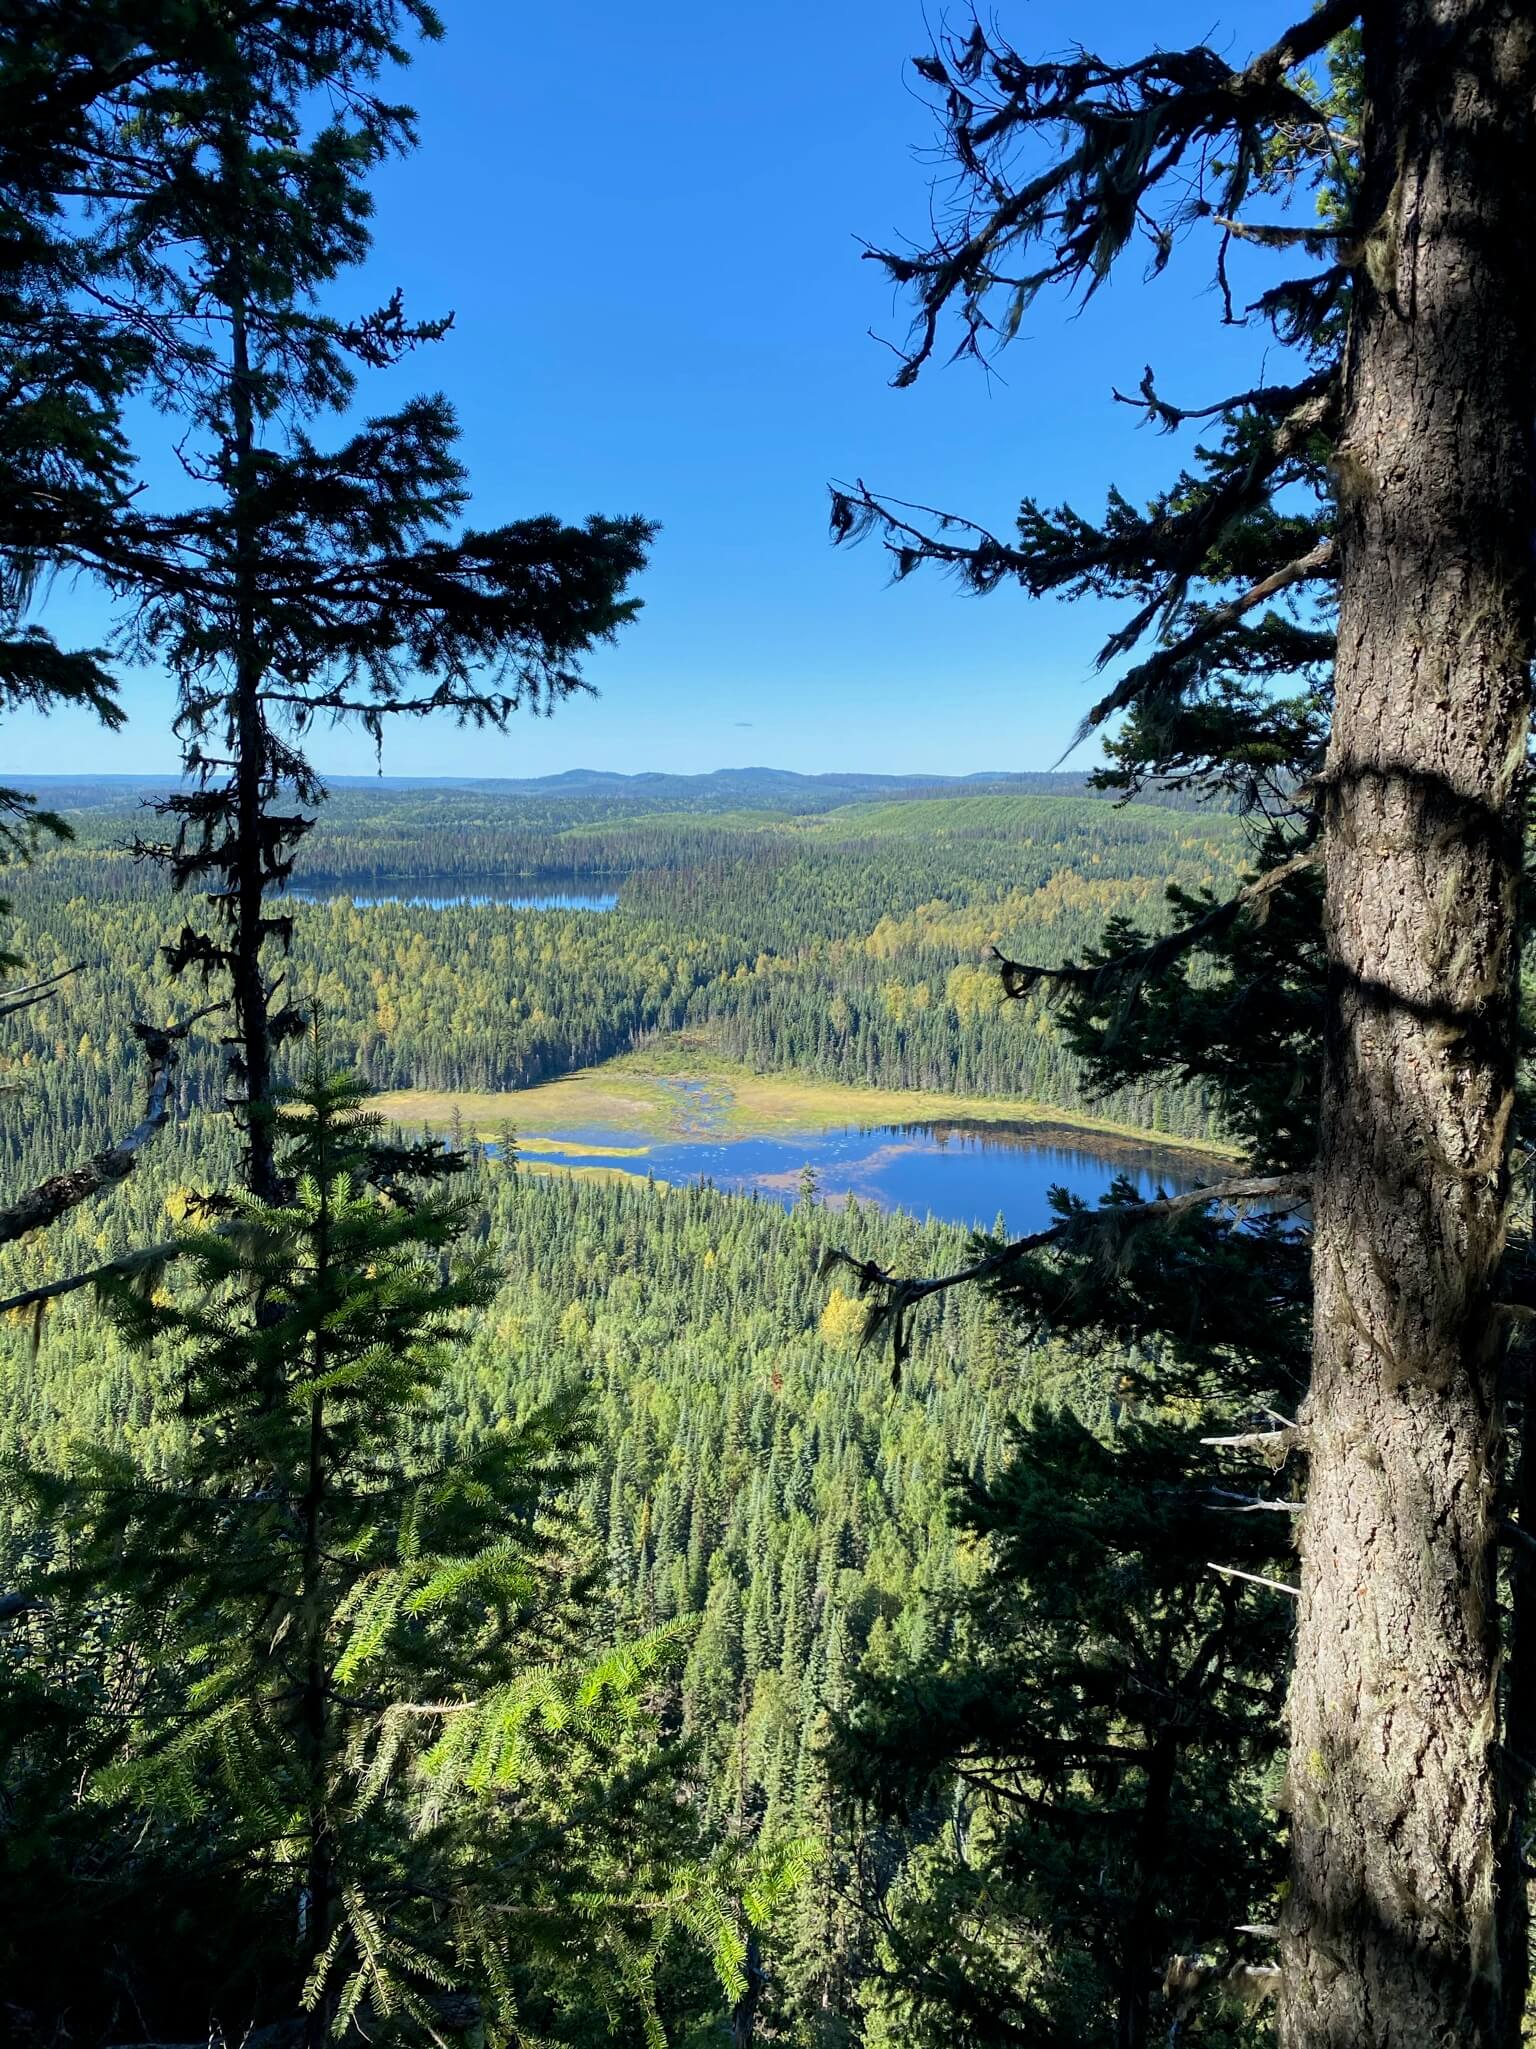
10, 763, 1092, 786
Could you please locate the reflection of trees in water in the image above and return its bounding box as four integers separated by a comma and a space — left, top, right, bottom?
889, 1119, 1211, 1188
462, 1117, 1215, 1232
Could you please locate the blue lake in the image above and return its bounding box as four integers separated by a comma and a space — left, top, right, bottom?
287, 879, 620, 912
495, 1118, 1214, 1238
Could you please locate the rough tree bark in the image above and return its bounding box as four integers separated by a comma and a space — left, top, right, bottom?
1280, 5, 1536, 2045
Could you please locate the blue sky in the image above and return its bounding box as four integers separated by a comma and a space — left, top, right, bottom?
14, 0, 1282, 781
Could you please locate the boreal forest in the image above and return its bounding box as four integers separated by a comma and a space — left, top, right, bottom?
2, 7, 1534, 2049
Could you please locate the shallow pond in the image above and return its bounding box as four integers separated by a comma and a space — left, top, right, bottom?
493, 1115, 1213, 1238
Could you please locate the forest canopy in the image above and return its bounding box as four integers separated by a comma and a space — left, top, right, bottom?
3, 2, 1536, 2047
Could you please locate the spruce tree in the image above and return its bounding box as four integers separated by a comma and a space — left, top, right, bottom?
45, 1066, 700, 2044
0, 2, 157, 825
85, 2, 651, 1198
837, 1193, 1304, 2045
0, 5, 224, 1235
834, 7, 1536, 2043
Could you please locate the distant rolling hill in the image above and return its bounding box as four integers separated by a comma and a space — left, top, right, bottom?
16, 765, 1206, 813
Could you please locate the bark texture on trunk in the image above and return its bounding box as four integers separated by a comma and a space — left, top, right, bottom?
1279, 6, 1536, 2045
1497, 1422, 1536, 2044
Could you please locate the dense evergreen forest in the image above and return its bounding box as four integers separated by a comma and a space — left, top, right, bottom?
0, 777, 1280, 2043
0, 1108, 1037, 2040
5, 3, 1536, 2048
2, 787, 1238, 1156
0, 970, 1278, 2045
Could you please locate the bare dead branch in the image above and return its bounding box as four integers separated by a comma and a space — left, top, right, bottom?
1200, 1425, 1307, 1451
0, 962, 82, 1020
1213, 215, 1359, 256
1247, 0, 1362, 82
1111, 364, 1331, 428
1207, 1489, 1304, 1513
0, 1240, 183, 1317
1207, 1562, 1299, 1599
0, 1000, 223, 1246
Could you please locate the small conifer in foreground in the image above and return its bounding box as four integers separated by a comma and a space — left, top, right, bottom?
48, 1066, 705, 2043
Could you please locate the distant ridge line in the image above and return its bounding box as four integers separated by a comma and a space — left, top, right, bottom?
19, 765, 1097, 795
14, 766, 1218, 814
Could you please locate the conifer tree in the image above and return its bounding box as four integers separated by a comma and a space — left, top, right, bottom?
0, 5, 223, 1236
0, 2, 156, 827
45, 1065, 701, 2043
838, 1192, 1304, 2045
83, 2, 651, 1198
834, 7, 1536, 2043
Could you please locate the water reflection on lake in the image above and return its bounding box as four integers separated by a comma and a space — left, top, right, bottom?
495, 1118, 1214, 1238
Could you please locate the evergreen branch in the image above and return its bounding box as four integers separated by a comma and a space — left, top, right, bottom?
869, 0, 1358, 382
0, 1001, 223, 1246
1068, 537, 1336, 746
1080, 381, 1338, 685
832, 374, 1336, 677
1111, 365, 1336, 430
821, 1172, 1310, 1375
261, 683, 535, 721
987, 851, 1321, 1002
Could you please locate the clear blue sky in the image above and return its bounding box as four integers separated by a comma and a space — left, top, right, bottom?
14, 0, 1280, 781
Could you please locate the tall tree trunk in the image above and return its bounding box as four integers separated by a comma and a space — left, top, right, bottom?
298, 1380, 333, 2049
1280, 5, 1536, 2044
1498, 1409, 1536, 2045
299, 1164, 333, 2044
1117, 1731, 1176, 2049
228, 283, 278, 1205
731, 1929, 763, 2049
214, 48, 278, 1206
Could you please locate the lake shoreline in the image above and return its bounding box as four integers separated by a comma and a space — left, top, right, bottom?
374, 1046, 1238, 1169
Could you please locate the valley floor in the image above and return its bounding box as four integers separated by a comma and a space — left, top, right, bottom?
373, 1039, 1237, 1161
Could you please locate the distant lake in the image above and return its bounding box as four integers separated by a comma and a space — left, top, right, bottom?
286, 873, 621, 912
494, 1116, 1214, 1238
